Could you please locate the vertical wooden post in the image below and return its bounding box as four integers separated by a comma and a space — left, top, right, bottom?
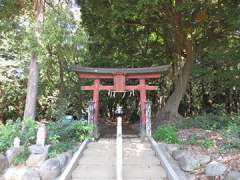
139, 79, 147, 132
92, 79, 100, 138
93, 79, 100, 124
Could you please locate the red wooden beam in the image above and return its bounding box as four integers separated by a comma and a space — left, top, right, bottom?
79, 73, 113, 79
126, 85, 158, 91
81, 85, 114, 91
82, 85, 158, 92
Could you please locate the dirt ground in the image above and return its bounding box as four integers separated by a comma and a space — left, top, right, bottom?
98, 117, 139, 138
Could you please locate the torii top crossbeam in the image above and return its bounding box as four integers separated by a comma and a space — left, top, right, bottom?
71, 65, 170, 79
70, 65, 170, 130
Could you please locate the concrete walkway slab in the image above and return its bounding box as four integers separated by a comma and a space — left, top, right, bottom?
70, 138, 167, 180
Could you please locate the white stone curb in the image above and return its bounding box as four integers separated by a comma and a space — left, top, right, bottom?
147, 136, 187, 180
116, 116, 123, 180
58, 139, 89, 180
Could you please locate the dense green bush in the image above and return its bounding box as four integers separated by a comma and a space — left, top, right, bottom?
0, 119, 91, 154
0, 119, 22, 152
47, 120, 92, 158
47, 120, 92, 144
176, 113, 231, 130
175, 105, 240, 130
192, 113, 229, 130
154, 125, 179, 144
0, 119, 38, 152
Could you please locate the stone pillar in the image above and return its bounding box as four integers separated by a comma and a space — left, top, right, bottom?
88, 100, 94, 136
145, 101, 152, 137
36, 124, 47, 146
13, 137, 20, 148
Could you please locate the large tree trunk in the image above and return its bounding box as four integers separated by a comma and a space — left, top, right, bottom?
23, 56, 39, 120
159, 40, 195, 121
23, 0, 45, 120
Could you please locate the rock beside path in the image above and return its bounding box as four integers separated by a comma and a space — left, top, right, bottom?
171, 149, 211, 173
0, 153, 9, 174
29, 145, 47, 154
165, 144, 180, 155
16, 166, 40, 180
172, 150, 186, 161
178, 154, 200, 172
26, 151, 48, 167
39, 158, 61, 180
4, 167, 18, 180
205, 161, 227, 176
56, 153, 68, 170
195, 154, 211, 166
26, 145, 48, 167
225, 171, 240, 180
4, 166, 40, 180
6, 147, 21, 164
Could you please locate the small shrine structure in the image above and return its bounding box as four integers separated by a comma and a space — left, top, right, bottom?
71, 65, 170, 134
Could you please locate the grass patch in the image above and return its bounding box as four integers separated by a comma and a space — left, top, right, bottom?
154, 125, 179, 144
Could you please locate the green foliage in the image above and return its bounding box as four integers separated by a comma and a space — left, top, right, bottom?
48, 142, 73, 158
223, 123, 240, 149
190, 113, 229, 130
12, 147, 30, 166
20, 118, 38, 145
0, 119, 22, 152
77, 0, 240, 118
154, 125, 179, 144
176, 105, 240, 131
47, 120, 92, 158
201, 139, 214, 150
1, 3, 89, 122
48, 120, 92, 144
0, 118, 91, 153
0, 119, 38, 153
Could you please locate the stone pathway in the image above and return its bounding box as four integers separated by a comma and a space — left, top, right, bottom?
71, 138, 116, 180
123, 137, 167, 180
71, 137, 167, 180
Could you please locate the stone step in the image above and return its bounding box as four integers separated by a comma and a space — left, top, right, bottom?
78, 158, 115, 163
83, 150, 115, 156
71, 179, 114, 180
123, 165, 167, 178
125, 178, 166, 180
123, 154, 158, 161
124, 144, 152, 148
86, 144, 115, 150
124, 151, 155, 156
78, 159, 115, 165
81, 154, 115, 159
71, 138, 166, 180
72, 165, 115, 178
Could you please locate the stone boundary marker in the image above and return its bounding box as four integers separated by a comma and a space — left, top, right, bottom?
58, 139, 89, 180
147, 137, 187, 180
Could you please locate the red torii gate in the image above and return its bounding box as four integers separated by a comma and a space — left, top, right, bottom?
71, 65, 170, 133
